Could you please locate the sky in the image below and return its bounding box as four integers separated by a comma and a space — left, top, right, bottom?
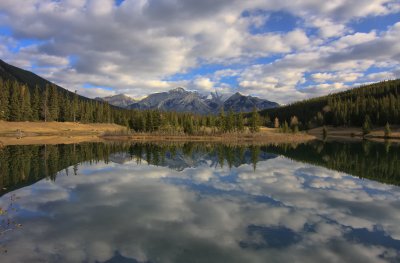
0, 0, 399, 104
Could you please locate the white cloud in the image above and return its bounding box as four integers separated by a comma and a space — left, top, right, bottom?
0, 0, 398, 100
193, 77, 214, 92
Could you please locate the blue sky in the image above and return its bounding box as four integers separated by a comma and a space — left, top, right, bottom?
0, 0, 399, 103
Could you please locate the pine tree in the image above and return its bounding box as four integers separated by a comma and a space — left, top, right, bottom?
72, 91, 78, 122
183, 116, 194, 135
31, 86, 41, 121
42, 85, 50, 122
281, 121, 289, 133
236, 111, 245, 132
146, 111, 153, 132
226, 109, 235, 132
218, 108, 226, 133
9, 81, 22, 121
249, 107, 260, 133
0, 79, 10, 120
362, 115, 372, 137
48, 85, 59, 121
21, 85, 32, 120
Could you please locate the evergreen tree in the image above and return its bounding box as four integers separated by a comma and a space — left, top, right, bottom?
31, 86, 41, 121
48, 85, 59, 121
9, 81, 22, 121
21, 85, 32, 120
362, 115, 372, 137
249, 107, 260, 133
226, 109, 235, 132
281, 121, 289, 133
42, 85, 50, 122
262, 114, 271, 127
0, 79, 10, 120
73, 91, 78, 122
236, 111, 245, 132
183, 116, 194, 135
146, 111, 153, 132
218, 108, 226, 133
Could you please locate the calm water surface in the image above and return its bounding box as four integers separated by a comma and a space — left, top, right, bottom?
0, 141, 400, 263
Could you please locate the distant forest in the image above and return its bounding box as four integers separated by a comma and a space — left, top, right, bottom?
261, 79, 400, 129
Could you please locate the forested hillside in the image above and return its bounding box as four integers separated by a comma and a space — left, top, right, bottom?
0, 78, 131, 124
261, 79, 400, 129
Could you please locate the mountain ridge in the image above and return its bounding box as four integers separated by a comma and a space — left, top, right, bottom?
95, 94, 136, 108
101, 88, 279, 114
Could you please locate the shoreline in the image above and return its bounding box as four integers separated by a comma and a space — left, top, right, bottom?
100, 130, 316, 145
0, 122, 315, 145
1, 121, 399, 146
0, 131, 316, 146
0, 121, 125, 146
308, 126, 400, 143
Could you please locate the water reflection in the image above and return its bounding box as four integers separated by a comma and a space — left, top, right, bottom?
0, 141, 399, 262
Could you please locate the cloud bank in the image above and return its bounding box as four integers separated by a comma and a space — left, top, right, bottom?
0, 0, 399, 103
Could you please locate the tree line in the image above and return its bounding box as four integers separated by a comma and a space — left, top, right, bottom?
0, 142, 131, 196
0, 78, 261, 135
266, 140, 400, 186
261, 79, 400, 130
0, 142, 266, 195
0, 78, 127, 124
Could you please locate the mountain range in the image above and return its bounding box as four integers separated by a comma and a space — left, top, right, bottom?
97, 87, 279, 114
108, 145, 277, 171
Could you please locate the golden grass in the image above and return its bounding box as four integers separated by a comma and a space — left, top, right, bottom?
0, 121, 126, 146
0, 135, 105, 146
0, 121, 125, 135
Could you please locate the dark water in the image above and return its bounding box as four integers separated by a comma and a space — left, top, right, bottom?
0, 141, 400, 263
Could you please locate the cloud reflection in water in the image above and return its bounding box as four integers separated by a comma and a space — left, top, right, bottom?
0, 150, 400, 263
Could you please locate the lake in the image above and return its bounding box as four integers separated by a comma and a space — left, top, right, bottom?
1, 141, 400, 263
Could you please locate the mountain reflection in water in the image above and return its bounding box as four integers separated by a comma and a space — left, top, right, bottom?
0, 141, 399, 263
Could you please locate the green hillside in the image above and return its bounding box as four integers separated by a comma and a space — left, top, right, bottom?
261, 79, 400, 128
0, 59, 89, 99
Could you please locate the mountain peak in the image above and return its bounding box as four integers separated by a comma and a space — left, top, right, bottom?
231, 92, 244, 98
107, 93, 129, 98
224, 92, 279, 112
96, 93, 136, 108
170, 87, 187, 93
